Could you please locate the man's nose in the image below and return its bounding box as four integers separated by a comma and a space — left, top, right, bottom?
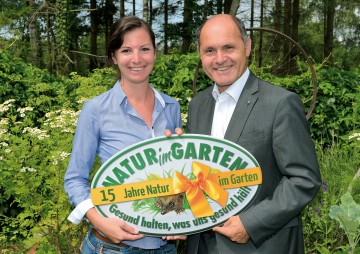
215, 51, 226, 64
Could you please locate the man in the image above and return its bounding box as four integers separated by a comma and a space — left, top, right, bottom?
185, 14, 321, 253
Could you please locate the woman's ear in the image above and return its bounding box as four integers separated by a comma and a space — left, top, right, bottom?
111, 53, 117, 65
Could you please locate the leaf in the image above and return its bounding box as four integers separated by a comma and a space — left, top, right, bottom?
329, 192, 360, 235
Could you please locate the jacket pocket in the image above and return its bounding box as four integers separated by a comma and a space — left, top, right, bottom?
238, 130, 265, 145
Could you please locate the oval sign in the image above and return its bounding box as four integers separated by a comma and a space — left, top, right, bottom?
91, 134, 262, 236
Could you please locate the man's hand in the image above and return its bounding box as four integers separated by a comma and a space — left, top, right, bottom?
164, 127, 183, 137
213, 216, 250, 244
86, 208, 144, 243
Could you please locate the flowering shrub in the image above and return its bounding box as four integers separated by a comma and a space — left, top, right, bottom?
0, 98, 88, 252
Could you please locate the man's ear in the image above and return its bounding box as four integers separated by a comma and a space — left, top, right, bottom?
245, 37, 252, 57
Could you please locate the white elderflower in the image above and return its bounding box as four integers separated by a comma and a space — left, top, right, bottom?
0, 129, 8, 135
181, 113, 188, 125
17, 107, 34, 117
349, 132, 360, 141
23, 127, 50, 140
0, 118, 9, 125
0, 100, 15, 113
59, 151, 71, 160
0, 142, 8, 147
20, 167, 37, 173
52, 151, 71, 165
3, 99, 15, 105
44, 109, 80, 130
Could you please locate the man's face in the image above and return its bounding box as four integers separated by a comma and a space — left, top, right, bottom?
199, 16, 251, 93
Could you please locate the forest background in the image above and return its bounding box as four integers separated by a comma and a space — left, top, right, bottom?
0, 0, 360, 253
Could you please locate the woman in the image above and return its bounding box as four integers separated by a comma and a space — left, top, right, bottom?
64, 16, 182, 253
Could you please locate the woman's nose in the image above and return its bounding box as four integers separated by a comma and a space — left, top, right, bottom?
132, 51, 141, 63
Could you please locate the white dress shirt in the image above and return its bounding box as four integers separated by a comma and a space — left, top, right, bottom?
211, 68, 250, 138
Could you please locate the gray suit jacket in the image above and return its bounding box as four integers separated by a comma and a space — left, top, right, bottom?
186, 72, 321, 254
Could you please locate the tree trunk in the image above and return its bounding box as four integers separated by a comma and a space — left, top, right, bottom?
45, 0, 54, 73
132, 0, 135, 15
224, 0, 232, 14
164, 0, 168, 54
216, 0, 223, 14
290, 0, 300, 74
26, 0, 42, 68
291, 0, 299, 42
229, 0, 240, 16
250, 0, 254, 33
274, 0, 281, 32
90, 0, 98, 71
284, 0, 291, 37
203, 0, 208, 21
143, 0, 149, 23
324, 0, 335, 64
182, 0, 192, 53
149, 0, 153, 27
283, 0, 292, 73
105, 0, 114, 56
55, 0, 70, 74
120, 0, 125, 18
258, 0, 264, 68
272, 0, 282, 72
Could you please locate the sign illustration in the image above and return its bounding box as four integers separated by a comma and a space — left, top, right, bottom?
91, 134, 262, 236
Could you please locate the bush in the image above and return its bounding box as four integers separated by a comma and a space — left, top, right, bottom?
0, 50, 359, 253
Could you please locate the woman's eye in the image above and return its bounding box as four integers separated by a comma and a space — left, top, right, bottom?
121, 49, 131, 54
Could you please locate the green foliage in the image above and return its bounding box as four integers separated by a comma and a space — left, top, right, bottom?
150, 53, 209, 126
0, 50, 360, 253
329, 192, 360, 253
303, 142, 360, 253
251, 63, 360, 147
310, 68, 360, 145
65, 68, 115, 109
0, 51, 68, 116
0, 52, 110, 253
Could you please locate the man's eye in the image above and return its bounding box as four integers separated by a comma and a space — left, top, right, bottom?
205, 49, 215, 55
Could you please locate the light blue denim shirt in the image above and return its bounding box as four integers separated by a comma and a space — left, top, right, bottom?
64, 81, 182, 249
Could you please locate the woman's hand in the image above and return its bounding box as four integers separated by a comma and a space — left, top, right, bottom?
164, 127, 183, 137
86, 208, 144, 243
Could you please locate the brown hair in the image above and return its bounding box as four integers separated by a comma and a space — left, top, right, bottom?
107, 16, 156, 61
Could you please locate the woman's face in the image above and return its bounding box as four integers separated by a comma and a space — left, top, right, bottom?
112, 28, 156, 86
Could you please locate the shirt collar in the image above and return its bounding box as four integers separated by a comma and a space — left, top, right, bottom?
113, 80, 166, 108
212, 68, 250, 102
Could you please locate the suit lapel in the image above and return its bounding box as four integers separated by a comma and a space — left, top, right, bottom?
198, 88, 216, 135
224, 72, 259, 143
